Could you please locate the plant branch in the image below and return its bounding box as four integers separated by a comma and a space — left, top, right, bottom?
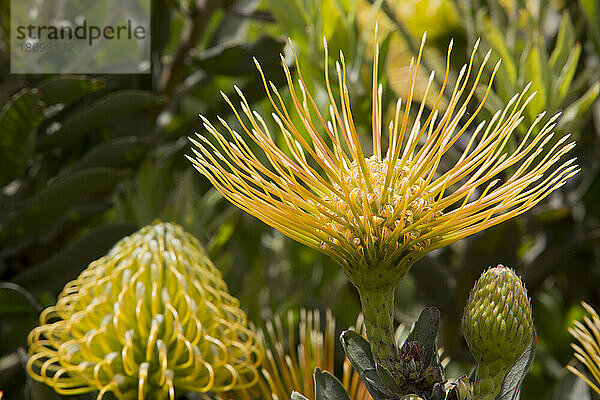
158, 0, 222, 97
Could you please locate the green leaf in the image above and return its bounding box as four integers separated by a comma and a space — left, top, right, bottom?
262, 0, 308, 39
0, 168, 129, 246
314, 368, 351, 400
194, 35, 285, 76
37, 76, 105, 105
558, 81, 600, 133
549, 13, 575, 75
405, 307, 440, 369
0, 89, 44, 186
207, 0, 261, 46
321, 0, 352, 49
37, 90, 166, 149
495, 333, 537, 400
14, 222, 138, 292
521, 40, 550, 121
551, 43, 581, 111
0, 282, 42, 317
375, 362, 401, 395
483, 19, 517, 87
72, 137, 155, 171
579, 0, 600, 54
340, 329, 392, 400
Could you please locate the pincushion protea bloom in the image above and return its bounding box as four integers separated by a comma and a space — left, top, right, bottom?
188, 31, 578, 367
27, 222, 263, 400
568, 302, 600, 395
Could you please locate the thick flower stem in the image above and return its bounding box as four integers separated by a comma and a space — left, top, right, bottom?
357, 285, 398, 366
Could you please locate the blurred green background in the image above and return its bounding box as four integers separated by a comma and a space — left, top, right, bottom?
1, 0, 599, 399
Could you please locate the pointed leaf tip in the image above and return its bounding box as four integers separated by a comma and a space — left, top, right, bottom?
292, 391, 310, 400
314, 368, 351, 400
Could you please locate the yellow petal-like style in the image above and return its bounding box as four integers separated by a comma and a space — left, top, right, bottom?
27, 222, 263, 400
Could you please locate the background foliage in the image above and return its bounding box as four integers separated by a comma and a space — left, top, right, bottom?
0, 0, 599, 399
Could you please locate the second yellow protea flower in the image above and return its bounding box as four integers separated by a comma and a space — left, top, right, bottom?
188, 30, 577, 366
27, 222, 262, 400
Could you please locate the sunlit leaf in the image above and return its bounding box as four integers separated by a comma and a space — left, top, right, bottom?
549, 13, 575, 75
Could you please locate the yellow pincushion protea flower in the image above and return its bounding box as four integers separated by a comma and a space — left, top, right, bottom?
27, 222, 263, 400
568, 302, 600, 395
188, 31, 578, 366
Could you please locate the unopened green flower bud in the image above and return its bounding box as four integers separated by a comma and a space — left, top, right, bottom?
27, 222, 263, 400
461, 265, 534, 399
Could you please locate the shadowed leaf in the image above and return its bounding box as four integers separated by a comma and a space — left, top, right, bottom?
0, 89, 44, 186
314, 368, 351, 400
38, 76, 105, 105
340, 329, 392, 400
37, 90, 165, 149
194, 35, 285, 76
14, 222, 138, 292
406, 307, 440, 369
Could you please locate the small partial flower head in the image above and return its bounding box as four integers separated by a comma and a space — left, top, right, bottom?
462, 265, 534, 399
188, 31, 577, 291
27, 222, 262, 400
568, 302, 600, 395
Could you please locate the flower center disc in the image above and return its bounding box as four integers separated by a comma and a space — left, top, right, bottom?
319, 156, 442, 286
